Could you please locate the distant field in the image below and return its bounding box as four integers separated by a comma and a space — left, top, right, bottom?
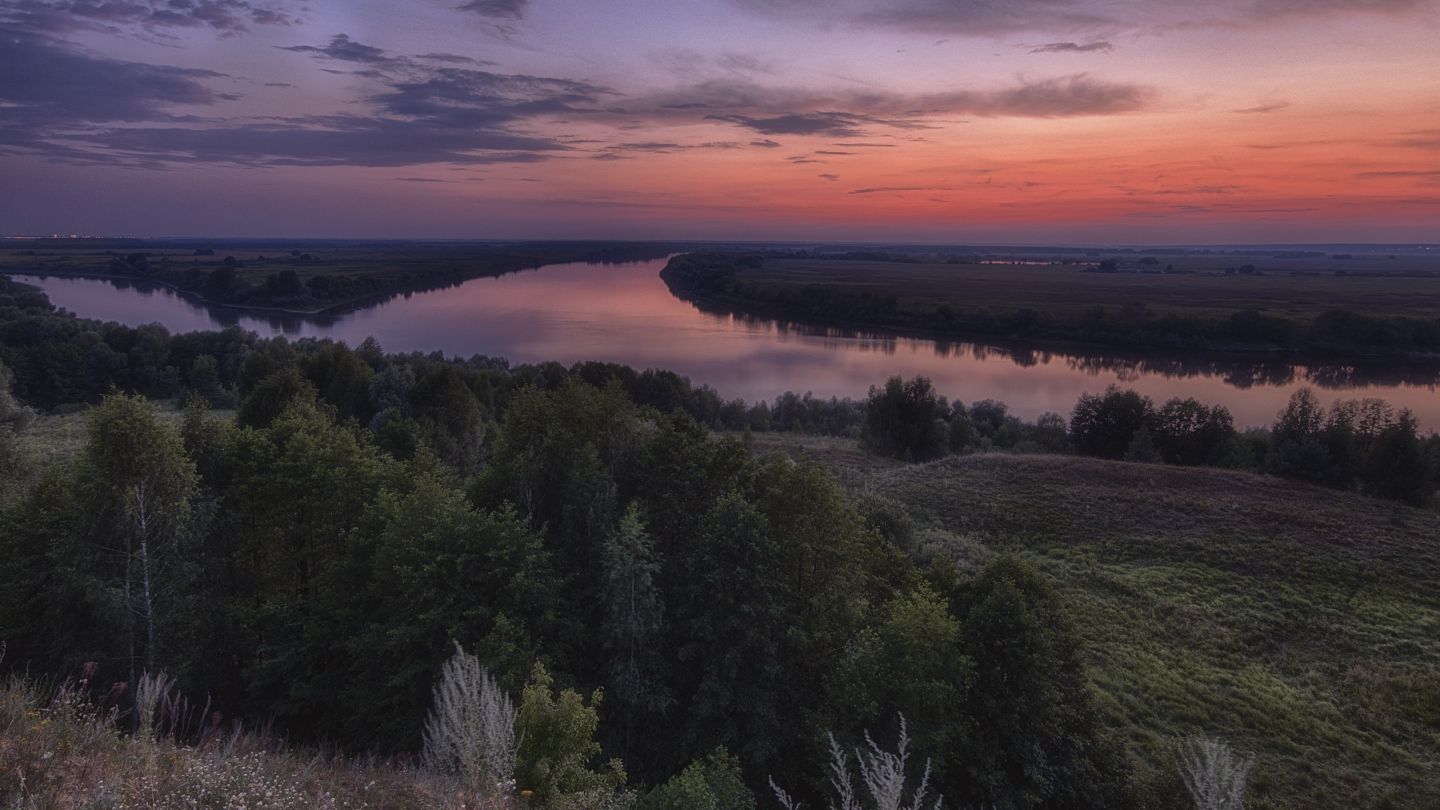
17, 405, 235, 471
749, 433, 1440, 810
746, 255, 1440, 321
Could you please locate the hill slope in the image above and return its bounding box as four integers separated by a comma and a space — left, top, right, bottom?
752, 436, 1440, 809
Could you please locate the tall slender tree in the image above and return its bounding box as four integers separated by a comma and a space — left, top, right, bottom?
603, 504, 669, 756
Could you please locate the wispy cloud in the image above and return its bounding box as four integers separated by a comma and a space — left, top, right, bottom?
1234, 101, 1291, 113
1030, 41, 1114, 54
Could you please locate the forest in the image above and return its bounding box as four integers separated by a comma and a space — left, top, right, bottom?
0, 273, 1436, 808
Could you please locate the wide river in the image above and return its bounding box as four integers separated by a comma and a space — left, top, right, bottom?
14, 257, 1440, 428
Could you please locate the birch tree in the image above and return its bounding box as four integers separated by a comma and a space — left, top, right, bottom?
79, 394, 198, 685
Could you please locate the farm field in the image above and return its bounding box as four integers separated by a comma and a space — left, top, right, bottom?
746, 252, 1440, 321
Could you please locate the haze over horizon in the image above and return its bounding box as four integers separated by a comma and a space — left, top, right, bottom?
3, 0, 1438, 243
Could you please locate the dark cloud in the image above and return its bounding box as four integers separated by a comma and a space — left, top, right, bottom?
280, 33, 393, 64
818, 173, 840, 181
418, 52, 493, 65
750, 138, 783, 147
709, 112, 871, 137
2, 27, 604, 168
0, 0, 296, 36
0, 25, 222, 128
1030, 41, 1114, 53
849, 185, 955, 195
65, 118, 559, 166
727, 0, 1434, 35
601, 141, 742, 155
458, 0, 528, 19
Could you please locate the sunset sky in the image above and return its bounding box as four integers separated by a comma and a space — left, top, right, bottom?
2, 0, 1438, 242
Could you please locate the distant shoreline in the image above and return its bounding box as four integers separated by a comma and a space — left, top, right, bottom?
659, 253, 1440, 366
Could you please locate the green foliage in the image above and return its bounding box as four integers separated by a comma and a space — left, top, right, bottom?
637, 749, 754, 810
515, 662, 626, 804
953, 556, 1134, 809
1070, 386, 1153, 460
829, 587, 971, 790
602, 504, 669, 752
861, 376, 948, 462
236, 366, 317, 428
76, 393, 200, 681
671, 492, 788, 770
1151, 398, 1236, 466
338, 461, 555, 749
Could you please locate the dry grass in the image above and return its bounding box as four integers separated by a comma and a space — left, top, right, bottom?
755, 435, 1440, 810
0, 677, 510, 809
17, 405, 234, 472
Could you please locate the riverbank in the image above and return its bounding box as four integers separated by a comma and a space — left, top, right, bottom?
660, 251, 1440, 363
0, 241, 677, 320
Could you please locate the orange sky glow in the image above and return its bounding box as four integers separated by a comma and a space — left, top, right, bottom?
1, 0, 1437, 241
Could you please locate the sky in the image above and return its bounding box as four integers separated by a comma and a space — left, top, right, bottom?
1, 0, 1438, 243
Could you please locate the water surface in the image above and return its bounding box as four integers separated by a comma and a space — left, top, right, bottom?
14, 259, 1440, 428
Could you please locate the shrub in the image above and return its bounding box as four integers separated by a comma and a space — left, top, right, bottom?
423, 642, 518, 800
1177, 737, 1253, 810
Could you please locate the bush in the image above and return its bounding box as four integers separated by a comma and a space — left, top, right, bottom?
638, 749, 753, 810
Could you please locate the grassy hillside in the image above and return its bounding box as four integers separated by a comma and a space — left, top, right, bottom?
750, 434, 1440, 809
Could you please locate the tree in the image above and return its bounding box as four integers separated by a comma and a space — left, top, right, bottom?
673, 492, 787, 769
76, 394, 199, 684
1267, 388, 1330, 482
514, 662, 625, 804
602, 504, 670, 755
862, 376, 948, 462
953, 556, 1133, 809
1362, 410, 1433, 505
0, 358, 35, 505
1124, 426, 1161, 463
829, 588, 970, 794
236, 366, 317, 428
1070, 386, 1154, 460
341, 462, 555, 749
1152, 399, 1235, 466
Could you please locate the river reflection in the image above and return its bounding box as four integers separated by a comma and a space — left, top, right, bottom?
12, 258, 1440, 428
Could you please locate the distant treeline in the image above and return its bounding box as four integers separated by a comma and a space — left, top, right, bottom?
858, 376, 1439, 506
661, 252, 1440, 358
8, 242, 674, 313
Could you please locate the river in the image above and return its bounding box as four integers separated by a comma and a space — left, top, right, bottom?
13, 257, 1440, 428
